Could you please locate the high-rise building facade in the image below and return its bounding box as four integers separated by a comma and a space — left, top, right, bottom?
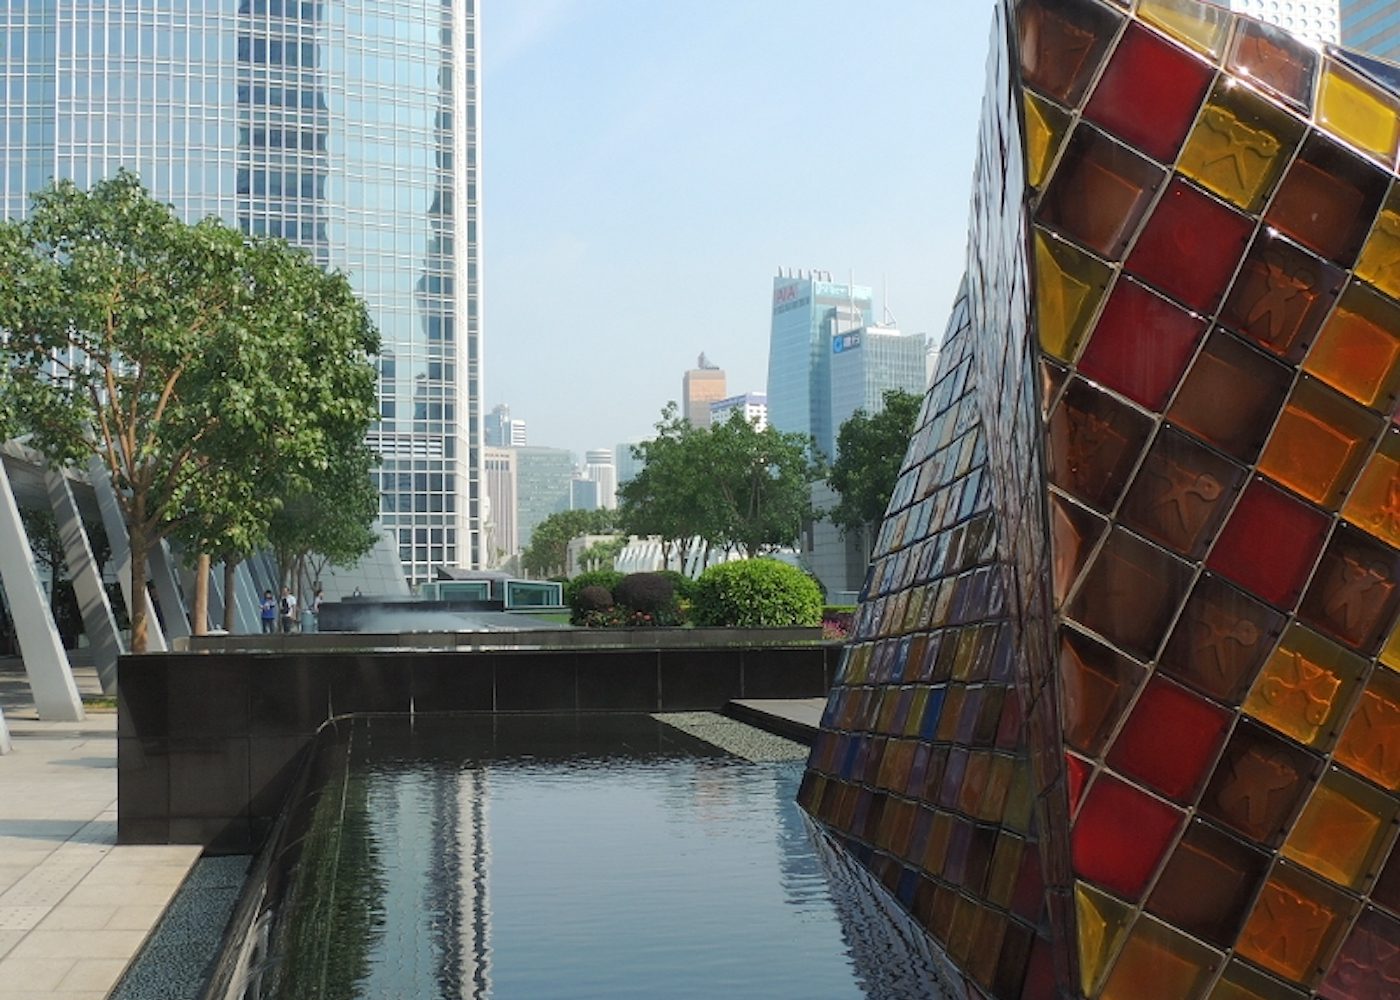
1342, 0, 1400, 60
681, 354, 726, 428
0, 0, 482, 584
710, 392, 768, 431
827, 325, 927, 460
765, 270, 873, 451
481, 446, 516, 565
1231, 0, 1340, 43
484, 403, 526, 448
582, 448, 617, 510
511, 446, 573, 551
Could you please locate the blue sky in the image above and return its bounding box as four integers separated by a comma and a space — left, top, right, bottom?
482, 1, 995, 459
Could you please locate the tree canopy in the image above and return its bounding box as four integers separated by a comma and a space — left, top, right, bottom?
828, 389, 923, 551
520, 507, 619, 578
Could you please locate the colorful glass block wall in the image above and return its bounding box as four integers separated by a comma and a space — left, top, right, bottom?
799, 1, 1400, 998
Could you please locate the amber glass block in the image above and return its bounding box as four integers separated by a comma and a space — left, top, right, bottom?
1282, 767, 1396, 889
1211, 960, 1312, 1000
1244, 625, 1367, 750
1237, 863, 1357, 988
1071, 772, 1184, 899
1317, 60, 1400, 166
1259, 378, 1380, 509
1100, 914, 1221, 1000
1047, 377, 1154, 511
1037, 126, 1166, 260
1354, 182, 1400, 300
1343, 428, 1400, 549
1148, 820, 1271, 948
1168, 331, 1293, 463
1227, 16, 1319, 111
1068, 527, 1196, 661
1208, 478, 1331, 610
1179, 79, 1304, 213
1160, 573, 1285, 703
1024, 91, 1071, 191
1305, 283, 1400, 412
1126, 177, 1255, 314
1120, 427, 1247, 558
1049, 492, 1105, 609
1083, 21, 1216, 164
1201, 720, 1320, 846
1077, 278, 1208, 411
1321, 907, 1400, 1000
1033, 228, 1114, 362
1265, 134, 1389, 268
1107, 676, 1231, 802
1139, 0, 1231, 60
1060, 628, 1145, 756
1075, 880, 1132, 997
1220, 231, 1344, 363
1016, 0, 1123, 108
1335, 665, 1400, 791
1299, 524, 1400, 656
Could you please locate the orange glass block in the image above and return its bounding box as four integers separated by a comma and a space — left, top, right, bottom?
1075, 881, 1132, 998
1139, 0, 1232, 59
1238, 864, 1355, 988
1025, 91, 1071, 190
1283, 767, 1395, 890
1317, 60, 1400, 166
1210, 960, 1311, 1000
1304, 283, 1400, 411
1354, 182, 1400, 300
1179, 80, 1304, 213
1244, 625, 1367, 749
1335, 666, 1400, 791
1100, 914, 1221, 1000
1383, 618, 1400, 671
1342, 428, 1400, 548
1258, 378, 1382, 508
1033, 228, 1113, 361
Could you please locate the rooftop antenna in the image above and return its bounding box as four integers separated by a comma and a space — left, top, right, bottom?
882, 273, 897, 327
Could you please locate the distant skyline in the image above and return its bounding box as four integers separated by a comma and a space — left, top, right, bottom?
482, 2, 991, 459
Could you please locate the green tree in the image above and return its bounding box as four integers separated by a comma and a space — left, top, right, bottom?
0, 172, 378, 650
705, 410, 822, 558
520, 507, 618, 578
617, 403, 710, 569
579, 535, 627, 573
828, 389, 922, 561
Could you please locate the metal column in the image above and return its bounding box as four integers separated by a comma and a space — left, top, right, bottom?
46, 470, 122, 694
88, 456, 167, 652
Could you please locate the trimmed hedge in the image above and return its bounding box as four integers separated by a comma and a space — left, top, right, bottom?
613, 572, 676, 613
565, 569, 625, 623
691, 559, 824, 628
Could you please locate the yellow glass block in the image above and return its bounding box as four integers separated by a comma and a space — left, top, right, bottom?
1244, 625, 1366, 749
1304, 284, 1400, 410
1382, 617, 1400, 670
904, 687, 929, 738
976, 753, 1014, 823
985, 833, 1024, 909
1318, 60, 1400, 165
1139, 0, 1232, 59
1033, 228, 1113, 362
1258, 378, 1380, 509
1282, 768, 1394, 888
1210, 960, 1311, 1000
1003, 760, 1033, 835
1238, 865, 1352, 987
1179, 80, 1303, 212
1342, 429, 1400, 549
1100, 915, 1220, 1000
1024, 91, 1070, 190
1335, 665, 1400, 790
1075, 881, 1131, 998
1355, 184, 1400, 300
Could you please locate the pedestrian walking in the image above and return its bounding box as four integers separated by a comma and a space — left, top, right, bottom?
260, 590, 277, 634
279, 586, 298, 634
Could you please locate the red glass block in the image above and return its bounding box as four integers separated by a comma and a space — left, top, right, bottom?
1066, 752, 1091, 816
1072, 772, 1184, 900
1168, 329, 1296, 462
1147, 820, 1271, 949
1298, 524, 1400, 656
1107, 676, 1231, 802
1126, 178, 1254, 314
1228, 15, 1319, 110
1220, 232, 1345, 364
1050, 493, 1106, 609
1020, 933, 1057, 1000
1206, 478, 1330, 611
1119, 427, 1248, 559
1077, 279, 1207, 412
1159, 573, 1286, 704
1083, 22, 1216, 164
1016, 0, 1123, 108
1067, 527, 1194, 661
1200, 720, 1321, 847
1037, 125, 1166, 260
1322, 907, 1400, 1000
1047, 377, 1154, 512
1265, 134, 1389, 268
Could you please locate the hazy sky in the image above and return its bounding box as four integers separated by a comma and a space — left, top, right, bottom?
482, 2, 995, 459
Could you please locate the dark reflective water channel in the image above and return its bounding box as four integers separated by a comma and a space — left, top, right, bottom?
222, 716, 942, 999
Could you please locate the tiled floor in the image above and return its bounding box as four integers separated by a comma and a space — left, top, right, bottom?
0, 662, 200, 999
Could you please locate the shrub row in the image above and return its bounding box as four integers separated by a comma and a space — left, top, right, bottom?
566, 560, 822, 628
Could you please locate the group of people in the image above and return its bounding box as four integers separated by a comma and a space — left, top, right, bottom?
259, 585, 323, 634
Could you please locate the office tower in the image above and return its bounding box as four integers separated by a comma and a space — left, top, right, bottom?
0, 0, 482, 584
484, 404, 527, 448
801, 3, 1400, 998
709, 392, 768, 431
766, 271, 874, 449
827, 325, 927, 460
582, 449, 617, 510
511, 446, 573, 551
614, 442, 645, 488
1232, 0, 1340, 43
1342, 1, 1400, 60
681, 354, 726, 428
482, 447, 516, 564
569, 477, 599, 512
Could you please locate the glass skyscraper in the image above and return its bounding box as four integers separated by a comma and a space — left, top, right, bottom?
1342, 0, 1400, 60
0, 0, 483, 583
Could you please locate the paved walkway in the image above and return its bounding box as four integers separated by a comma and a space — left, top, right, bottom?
0, 661, 200, 999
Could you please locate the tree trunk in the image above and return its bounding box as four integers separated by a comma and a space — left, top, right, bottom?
222, 557, 239, 632
128, 522, 150, 654
192, 553, 210, 635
